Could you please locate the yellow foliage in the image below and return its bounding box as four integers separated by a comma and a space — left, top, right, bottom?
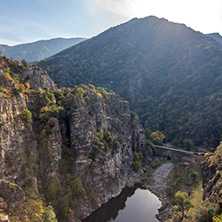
25, 198, 44, 221
2, 72, 12, 81
19, 84, 26, 90
213, 214, 222, 222
96, 92, 103, 99
25, 82, 30, 89
150, 130, 165, 145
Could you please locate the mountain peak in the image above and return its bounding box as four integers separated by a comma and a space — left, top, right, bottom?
38, 17, 222, 147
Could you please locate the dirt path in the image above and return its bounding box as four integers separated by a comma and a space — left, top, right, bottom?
148, 163, 174, 221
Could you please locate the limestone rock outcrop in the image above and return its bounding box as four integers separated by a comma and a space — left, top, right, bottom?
21, 67, 55, 89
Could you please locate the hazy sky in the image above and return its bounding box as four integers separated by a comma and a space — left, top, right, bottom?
1, 0, 222, 45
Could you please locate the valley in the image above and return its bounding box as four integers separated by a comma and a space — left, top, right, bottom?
37, 16, 222, 149
0, 15, 222, 222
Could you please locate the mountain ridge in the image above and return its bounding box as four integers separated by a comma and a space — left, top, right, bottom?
0, 37, 86, 62
37, 16, 222, 147
207, 32, 222, 45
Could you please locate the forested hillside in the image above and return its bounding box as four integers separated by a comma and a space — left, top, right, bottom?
37, 16, 222, 148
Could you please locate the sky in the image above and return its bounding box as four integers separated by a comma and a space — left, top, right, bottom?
1, 0, 222, 45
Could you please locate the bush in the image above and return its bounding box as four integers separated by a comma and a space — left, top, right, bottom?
133, 152, 140, 161
21, 109, 32, 122
21, 59, 29, 68
132, 160, 141, 172
183, 139, 195, 151
43, 205, 57, 222
196, 207, 216, 222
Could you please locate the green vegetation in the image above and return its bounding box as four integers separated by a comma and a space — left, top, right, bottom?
132, 151, 142, 172
213, 214, 222, 222
8, 187, 58, 222
168, 159, 202, 197
21, 109, 32, 122
196, 207, 217, 222
173, 191, 193, 221
196, 142, 222, 221
132, 160, 141, 172
37, 16, 222, 148
21, 59, 29, 68
150, 130, 165, 145
183, 139, 195, 151
89, 130, 114, 160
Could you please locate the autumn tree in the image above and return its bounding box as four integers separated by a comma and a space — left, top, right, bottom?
150, 130, 165, 145
173, 191, 193, 221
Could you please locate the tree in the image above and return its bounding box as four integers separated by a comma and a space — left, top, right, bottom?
132, 160, 141, 172
183, 139, 195, 151
173, 191, 193, 221
21, 109, 32, 122
43, 205, 57, 222
150, 130, 165, 145
21, 59, 29, 68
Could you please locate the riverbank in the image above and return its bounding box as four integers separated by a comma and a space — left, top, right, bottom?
146, 163, 174, 221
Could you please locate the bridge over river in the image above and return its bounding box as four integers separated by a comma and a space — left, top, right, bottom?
155, 145, 206, 156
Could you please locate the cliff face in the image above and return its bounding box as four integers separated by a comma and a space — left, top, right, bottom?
69, 87, 147, 218
201, 142, 222, 216
0, 56, 150, 221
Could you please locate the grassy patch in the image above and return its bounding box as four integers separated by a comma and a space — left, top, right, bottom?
184, 181, 203, 221
169, 156, 204, 222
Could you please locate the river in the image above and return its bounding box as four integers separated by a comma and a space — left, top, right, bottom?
82, 186, 161, 222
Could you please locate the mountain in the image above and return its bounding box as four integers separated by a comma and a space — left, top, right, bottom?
207, 33, 222, 45
37, 16, 222, 148
0, 37, 86, 62
0, 54, 148, 221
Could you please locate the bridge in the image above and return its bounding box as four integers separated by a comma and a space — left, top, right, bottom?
155, 145, 206, 156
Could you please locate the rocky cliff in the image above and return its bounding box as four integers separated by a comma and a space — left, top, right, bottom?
200, 142, 222, 219
0, 55, 151, 221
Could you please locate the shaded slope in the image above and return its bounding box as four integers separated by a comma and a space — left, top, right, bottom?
38, 16, 222, 147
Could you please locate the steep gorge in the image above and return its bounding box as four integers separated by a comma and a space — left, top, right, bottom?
0, 55, 151, 221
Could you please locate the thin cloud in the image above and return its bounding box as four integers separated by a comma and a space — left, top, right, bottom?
89, 0, 133, 18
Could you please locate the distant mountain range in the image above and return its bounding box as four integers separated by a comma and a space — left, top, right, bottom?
0, 37, 86, 62
37, 16, 222, 148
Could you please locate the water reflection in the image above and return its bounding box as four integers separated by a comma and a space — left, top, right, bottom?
83, 186, 161, 222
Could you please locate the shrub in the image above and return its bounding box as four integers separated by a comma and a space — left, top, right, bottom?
196, 207, 216, 222
97, 87, 108, 98
21, 59, 29, 68
43, 205, 57, 222
66, 174, 83, 197
21, 109, 32, 122
45, 178, 61, 202
183, 139, 195, 151
173, 191, 193, 220
74, 87, 85, 97
88, 84, 95, 90
133, 152, 140, 161
132, 160, 141, 172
